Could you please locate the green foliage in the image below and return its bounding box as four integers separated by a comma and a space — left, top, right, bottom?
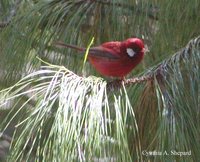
0, 64, 140, 161
0, 0, 200, 161
0, 38, 199, 161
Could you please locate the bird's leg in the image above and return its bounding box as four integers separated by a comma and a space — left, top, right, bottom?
121, 76, 126, 82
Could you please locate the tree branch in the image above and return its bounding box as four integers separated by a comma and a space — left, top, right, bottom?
107, 36, 200, 90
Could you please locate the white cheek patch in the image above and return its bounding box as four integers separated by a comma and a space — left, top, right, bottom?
126, 48, 136, 57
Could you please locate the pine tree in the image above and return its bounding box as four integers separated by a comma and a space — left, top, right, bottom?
0, 0, 200, 161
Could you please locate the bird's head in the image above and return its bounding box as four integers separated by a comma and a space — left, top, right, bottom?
124, 38, 145, 58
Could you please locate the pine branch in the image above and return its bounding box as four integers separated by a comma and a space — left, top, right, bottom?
0, 35, 199, 161
107, 35, 200, 90
1, 35, 198, 110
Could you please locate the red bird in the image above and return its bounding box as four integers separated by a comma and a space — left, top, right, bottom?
55, 38, 145, 78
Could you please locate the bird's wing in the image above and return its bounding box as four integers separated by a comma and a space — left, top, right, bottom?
89, 41, 122, 60
101, 41, 122, 53
89, 46, 120, 60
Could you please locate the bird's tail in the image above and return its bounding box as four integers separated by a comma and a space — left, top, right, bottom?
54, 41, 85, 51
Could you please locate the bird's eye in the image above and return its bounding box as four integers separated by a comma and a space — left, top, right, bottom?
126, 48, 136, 57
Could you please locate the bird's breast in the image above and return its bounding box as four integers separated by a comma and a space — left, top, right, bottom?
88, 53, 143, 77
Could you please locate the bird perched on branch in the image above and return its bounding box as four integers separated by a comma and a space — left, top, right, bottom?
54, 38, 145, 79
